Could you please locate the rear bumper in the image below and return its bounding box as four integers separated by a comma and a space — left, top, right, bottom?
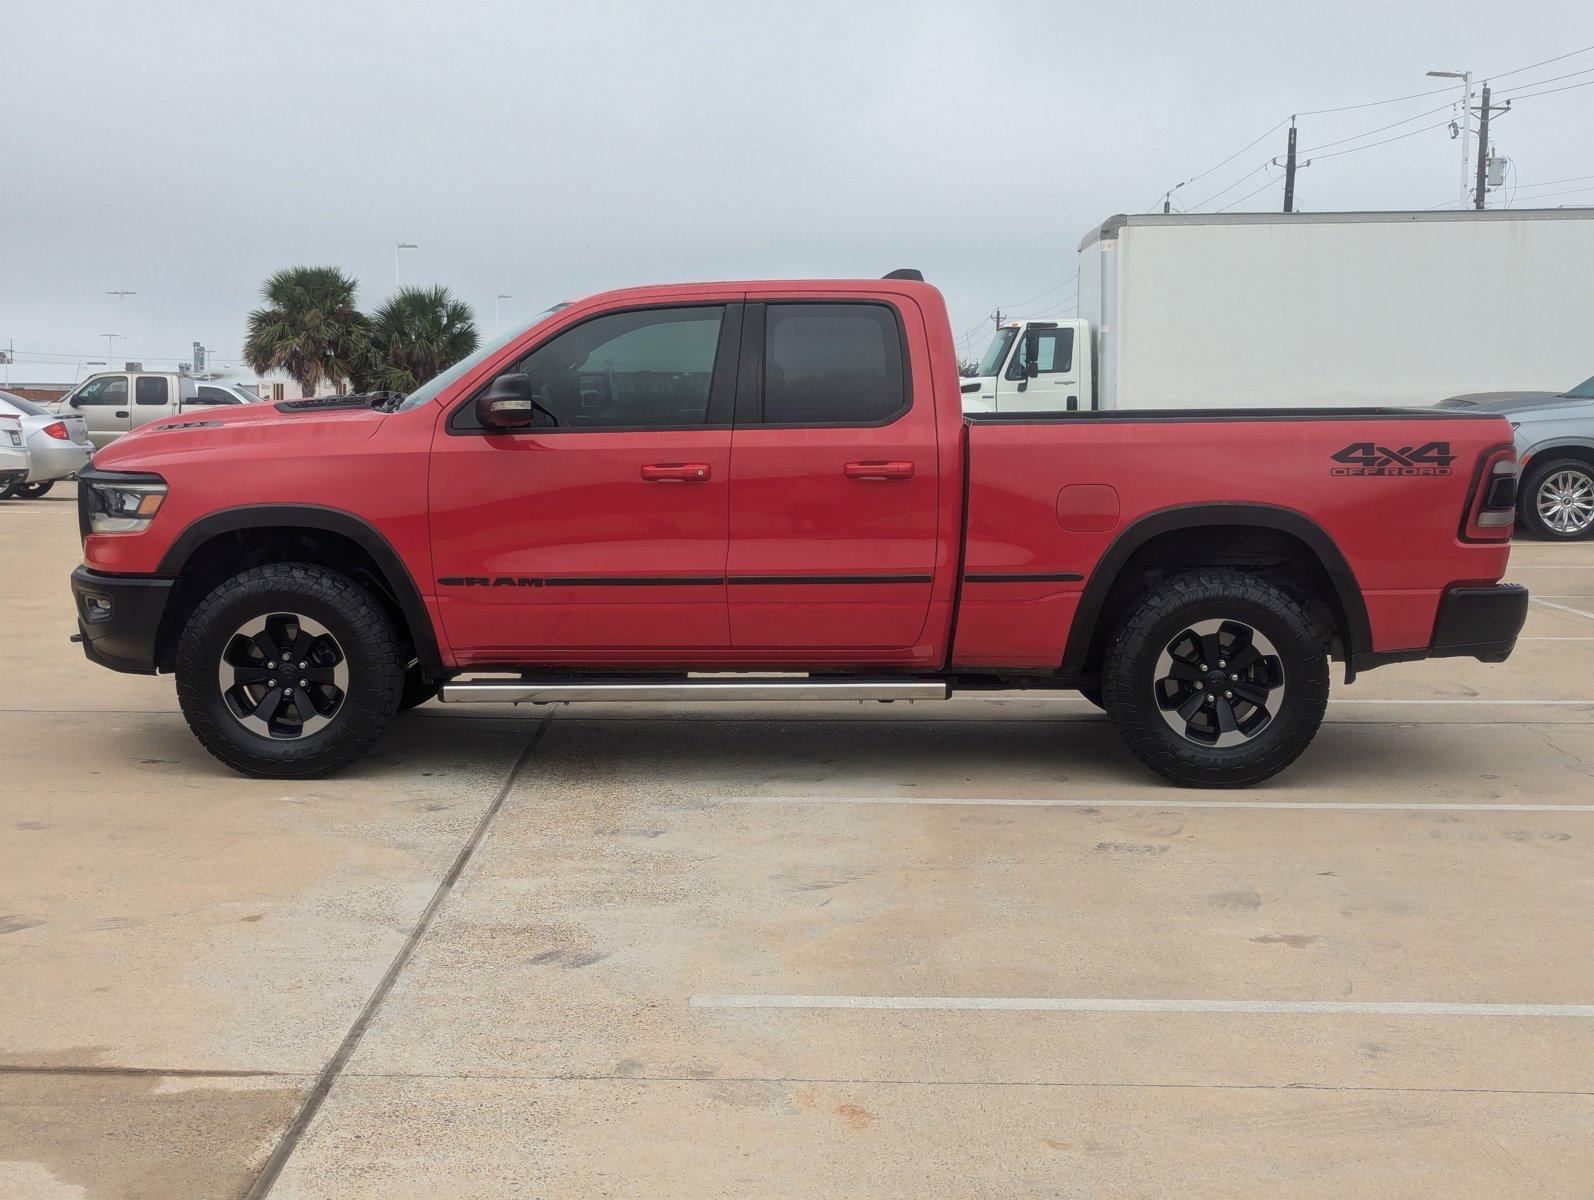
70, 565, 173, 675
1429, 583, 1529, 663
26, 440, 92, 483
1353, 583, 1528, 676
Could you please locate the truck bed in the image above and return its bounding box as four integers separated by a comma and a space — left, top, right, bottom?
953, 407, 1515, 671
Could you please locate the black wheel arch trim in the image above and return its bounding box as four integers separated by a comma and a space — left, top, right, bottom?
156, 504, 443, 669
1058, 503, 1371, 681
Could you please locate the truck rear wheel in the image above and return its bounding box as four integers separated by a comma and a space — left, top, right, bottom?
1101, 570, 1329, 788
174, 563, 404, 778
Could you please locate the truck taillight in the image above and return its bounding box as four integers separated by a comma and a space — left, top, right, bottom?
1461, 444, 1518, 542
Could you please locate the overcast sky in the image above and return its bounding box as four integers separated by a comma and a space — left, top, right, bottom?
4, 0, 1592, 384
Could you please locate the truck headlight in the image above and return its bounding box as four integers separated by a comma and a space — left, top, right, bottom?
86, 479, 167, 533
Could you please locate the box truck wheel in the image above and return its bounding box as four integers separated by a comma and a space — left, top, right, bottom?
1519, 457, 1594, 540
174, 563, 404, 777
1101, 570, 1329, 788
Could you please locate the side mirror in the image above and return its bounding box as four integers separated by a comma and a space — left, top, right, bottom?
476, 373, 537, 429
1023, 329, 1041, 378
1026, 359, 1039, 379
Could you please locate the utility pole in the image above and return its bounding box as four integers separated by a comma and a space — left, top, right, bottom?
1471, 84, 1511, 210
1427, 69, 1473, 208
990, 308, 1004, 329
102, 333, 120, 359
1283, 121, 1298, 212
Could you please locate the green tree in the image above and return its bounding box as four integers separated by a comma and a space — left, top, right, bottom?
243, 266, 369, 396
358, 286, 479, 393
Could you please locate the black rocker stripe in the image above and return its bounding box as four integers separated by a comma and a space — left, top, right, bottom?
963, 571, 1084, 583
544, 576, 724, 586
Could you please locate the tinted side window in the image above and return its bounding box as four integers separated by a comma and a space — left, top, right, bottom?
135, 377, 170, 406
497, 306, 724, 429
194, 386, 239, 405
73, 376, 128, 406
762, 303, 904, 425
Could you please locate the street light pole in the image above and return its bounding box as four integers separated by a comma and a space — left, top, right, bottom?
394, 241, 418, 291
102, 333, 120, 360
496, 293, 512, 334
1427, 69, 1473, 208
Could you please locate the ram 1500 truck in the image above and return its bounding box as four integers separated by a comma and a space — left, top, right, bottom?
69, 274, 1529, 786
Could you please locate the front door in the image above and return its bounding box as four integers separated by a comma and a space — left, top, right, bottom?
998, 323, 1081, 412
429, 301, 741, 656
726, 300, 940, 650
68, 374, 131, 448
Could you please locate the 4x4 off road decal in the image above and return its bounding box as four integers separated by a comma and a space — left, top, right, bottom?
1331, 441, 1454, 477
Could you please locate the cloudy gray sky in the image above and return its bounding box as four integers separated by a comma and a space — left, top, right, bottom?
5, 0, 1592, 384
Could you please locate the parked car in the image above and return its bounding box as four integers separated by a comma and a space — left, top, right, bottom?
1439, 374, 1594, 539
50, 371, 261, 449
0, 389, 94, 499
68, 274, 1526, 787
0, 413, 30, 494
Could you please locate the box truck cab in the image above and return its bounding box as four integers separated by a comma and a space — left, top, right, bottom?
961, 319, 1095, 413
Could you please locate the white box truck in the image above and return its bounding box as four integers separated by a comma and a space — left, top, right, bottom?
963, 208, 1594, 412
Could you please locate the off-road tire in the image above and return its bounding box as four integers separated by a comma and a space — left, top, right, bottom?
1518, 456, 1594, 540
175, 563, 403, 777
1102, 570, 1330, 788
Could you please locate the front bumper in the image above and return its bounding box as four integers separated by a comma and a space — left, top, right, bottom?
1429, 583, 1529, 663
70, 565, 173, 675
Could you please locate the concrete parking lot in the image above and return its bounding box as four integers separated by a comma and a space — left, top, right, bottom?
3, 487, 1593, 1199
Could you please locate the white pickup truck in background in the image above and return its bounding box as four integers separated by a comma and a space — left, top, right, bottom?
962, 208, 1594, 413
50, 372, 261, 449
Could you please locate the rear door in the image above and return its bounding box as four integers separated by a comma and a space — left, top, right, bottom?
129, 375, 177, 432
429, 300, 742, 655
726, 298, 940, 650
68, 374, 131, 448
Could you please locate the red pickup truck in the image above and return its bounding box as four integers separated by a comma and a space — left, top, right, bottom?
70, 274, 1527, 786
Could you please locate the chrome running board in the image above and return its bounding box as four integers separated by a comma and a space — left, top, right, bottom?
437, 677, 949, 705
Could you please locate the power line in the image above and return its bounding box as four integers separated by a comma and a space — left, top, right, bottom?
1499, 77, 1594, 103
1309, 117, 1456, 162
1000, 275, 1078, 311
1213, 173, 1283, 213
1491, 63, 1594, 96
1513, 172, 1594, 189
1296, 101, 1454, 154
1487, 42, 1594, 82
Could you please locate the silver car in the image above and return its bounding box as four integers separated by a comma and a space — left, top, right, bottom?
0, 389, 94, 500
0, 413, 29, 494
1439, 375, 1594, 539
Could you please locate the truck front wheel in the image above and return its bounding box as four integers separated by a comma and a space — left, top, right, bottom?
1101, 570, 1329, 788
174, 563, 404, 778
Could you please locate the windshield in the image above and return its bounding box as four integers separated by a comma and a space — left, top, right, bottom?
1566, 375, 1594, 399
395, 303, 572, 411
975, 328, 1017, 377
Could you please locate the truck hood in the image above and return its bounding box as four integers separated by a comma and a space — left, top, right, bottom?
93, 397, 388, 472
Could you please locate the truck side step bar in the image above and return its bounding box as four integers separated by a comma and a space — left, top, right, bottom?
437, 677, 950, 705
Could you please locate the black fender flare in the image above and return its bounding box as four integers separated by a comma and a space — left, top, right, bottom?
1059, 502, 1372, 678
157, 504, 443, 668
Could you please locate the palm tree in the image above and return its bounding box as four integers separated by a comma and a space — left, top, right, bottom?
244, 267, 369, 397
359, 286, 479, 393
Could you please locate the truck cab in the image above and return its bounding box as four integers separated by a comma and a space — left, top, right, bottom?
961, 319, 1094, 413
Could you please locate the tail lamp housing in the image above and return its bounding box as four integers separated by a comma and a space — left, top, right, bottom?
1461, 444, 1518, 542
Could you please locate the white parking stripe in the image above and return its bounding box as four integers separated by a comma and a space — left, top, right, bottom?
690, 995, 1594, 1018
1518, 636, 1594, 641
1532, 598, 1594, 621
722, 795, 1594, 812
